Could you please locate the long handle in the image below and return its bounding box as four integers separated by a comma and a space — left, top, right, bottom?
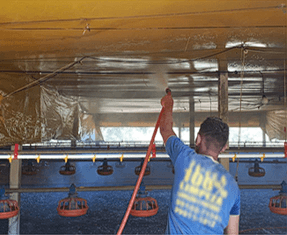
116, 106, 165, 235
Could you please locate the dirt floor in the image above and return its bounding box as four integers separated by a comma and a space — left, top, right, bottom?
0, 189, 286, 235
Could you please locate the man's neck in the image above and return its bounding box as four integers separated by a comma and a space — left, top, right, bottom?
198, 150, 219, 161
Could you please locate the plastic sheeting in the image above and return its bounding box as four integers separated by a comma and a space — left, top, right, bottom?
0, 86, 41, 146
0, 82, 97, 147
40, 86, 80, 141
265, 110, 287, 140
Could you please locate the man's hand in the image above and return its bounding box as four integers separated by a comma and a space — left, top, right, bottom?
161, 92, 174, 110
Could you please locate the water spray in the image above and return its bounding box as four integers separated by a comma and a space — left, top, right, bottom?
117, 88, 171, 235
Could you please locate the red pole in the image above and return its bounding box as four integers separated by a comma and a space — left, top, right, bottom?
116, 107, 165, 235
13, 143, 19, 160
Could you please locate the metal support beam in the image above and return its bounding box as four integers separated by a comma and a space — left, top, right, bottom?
218, 60, 229, 171
261, 113, 267, 147
8, 145, 22, 235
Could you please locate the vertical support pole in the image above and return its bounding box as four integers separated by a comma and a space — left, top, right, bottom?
9, 145, 22, 235
71, 105, 79, 148
261, 113, 266, 147
189, 98, 195, 148
218, 60, 229, 171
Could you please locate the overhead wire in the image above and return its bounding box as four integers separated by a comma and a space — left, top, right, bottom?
1, 42, 285, 107
2, 56, 88, 99
233, 46, 248, 181
0, 5, 284, 26
0, 48, 238, 99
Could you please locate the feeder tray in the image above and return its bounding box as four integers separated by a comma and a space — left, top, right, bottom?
248, 159, 265, 177
59, 162, 76, 175
135, 159, 151, 176
97, 159, 113, 176
269, 194, 287, 215
22, 165, 37, 175
131, 196, 159, 217
248, 167, 265, 177
0, 199, 19, 219
135, 165, 150, 176
57, 197, 88, 217
130, 183, 158, 217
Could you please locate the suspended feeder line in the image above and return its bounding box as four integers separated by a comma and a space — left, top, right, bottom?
2, 184, 283, 194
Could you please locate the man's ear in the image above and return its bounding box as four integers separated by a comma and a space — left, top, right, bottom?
220, 143, 228, 153
195, 133, 201, 146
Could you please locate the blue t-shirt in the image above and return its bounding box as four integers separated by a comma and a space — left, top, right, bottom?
165, 136, 240, 235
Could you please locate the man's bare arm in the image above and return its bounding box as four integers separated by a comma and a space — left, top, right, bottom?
159, 92, 176, 144
224, 215, 239, 235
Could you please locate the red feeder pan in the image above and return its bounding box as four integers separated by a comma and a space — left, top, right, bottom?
0, 199, 19, 219
59, 161, 76, 175
248, 159, 265, 177
57, 197, 88, 217
135, 159, 151, 176
269, 194, 287, 215
130, 183, 159, 217
97, 159, 113, 176
131, 196, 158, 217
248, 167, 265, 177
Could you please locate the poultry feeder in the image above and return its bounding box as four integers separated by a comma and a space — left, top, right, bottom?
0, 188, 19, 219
135, 158, 151, 176
57, 184, 88, 217
97, 158, 113, 175
248, 159, 265, 177
130, 183, 158, 217
269, 181, 287, 215
59, 160, 76, 175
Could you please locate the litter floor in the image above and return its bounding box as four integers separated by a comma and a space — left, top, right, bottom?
0, 189, 286, 235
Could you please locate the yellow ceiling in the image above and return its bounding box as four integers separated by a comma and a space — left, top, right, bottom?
0, 1, 287, 144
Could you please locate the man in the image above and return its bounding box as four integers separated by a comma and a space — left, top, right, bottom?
160, 91, 240, 235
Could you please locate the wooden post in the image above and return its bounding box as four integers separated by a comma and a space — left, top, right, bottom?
189, 98, 195, 147
218, 60, 229, 171
8, 145, 22, 235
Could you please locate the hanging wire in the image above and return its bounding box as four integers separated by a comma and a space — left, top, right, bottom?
235, 158, 240, 182
2, 56, 88, 99
1, 5, 283, 26
238, 46, 248, 148
0, 46, 240, 101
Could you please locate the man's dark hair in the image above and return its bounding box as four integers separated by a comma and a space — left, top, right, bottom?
198, 117, 229, 151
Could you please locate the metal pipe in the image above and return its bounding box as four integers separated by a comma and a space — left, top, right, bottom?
3, 184, 282, 193
0, 146, 285, 155
229, 160, 287, 164
0, 152, 285, 160
1, 157, 285, 164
